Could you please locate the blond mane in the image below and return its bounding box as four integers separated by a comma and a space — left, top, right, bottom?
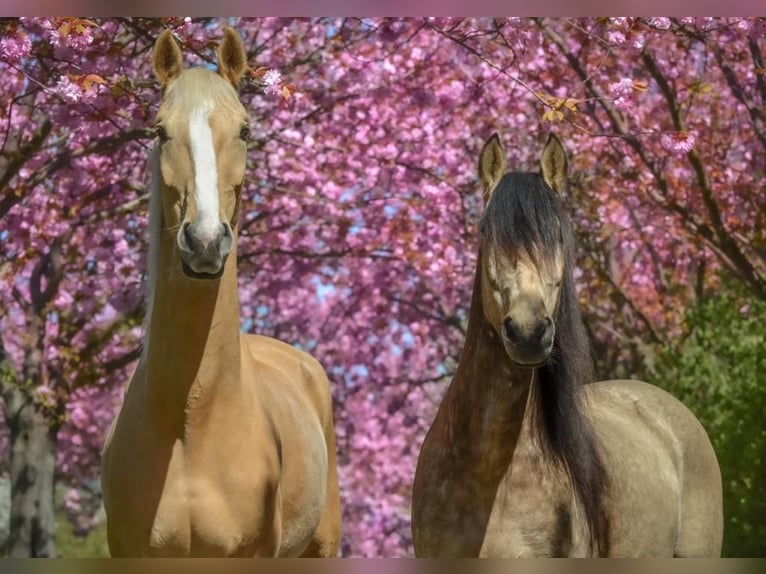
141, 144, 162, 359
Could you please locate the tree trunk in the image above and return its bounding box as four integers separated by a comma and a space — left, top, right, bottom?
2, 311, 59, 558
4, 392, 58, 557
1, 210, 70, 557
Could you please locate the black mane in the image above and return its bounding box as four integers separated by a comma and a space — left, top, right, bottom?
481, 171, 610, 556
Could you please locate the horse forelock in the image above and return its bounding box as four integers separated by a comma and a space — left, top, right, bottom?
480, 172, 569, 273
158, 67, 245, 120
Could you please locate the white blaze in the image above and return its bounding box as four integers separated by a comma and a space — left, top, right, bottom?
188, 107, 220, 243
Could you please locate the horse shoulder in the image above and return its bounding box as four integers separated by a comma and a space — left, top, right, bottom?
585, 379, 715, 453
241, 333, 335, 556
242, 333, 333, 428
582, 379, 722, 556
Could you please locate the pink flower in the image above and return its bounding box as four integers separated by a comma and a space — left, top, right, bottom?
0, 34, 32, 61
174, 17, 193, 37
262, 69, 283, 95
648, 18, 672, 30
55, 76, 83, 103
609, 78, 634, 98
35, 384, 53, 396
660, 131, 696, 154
66, 30, 94, 51
64, 488, 82, 512
733, 18, 752, 32
606, 30, 626, 45
613, 96, 632, 111
54, 75, 97, 104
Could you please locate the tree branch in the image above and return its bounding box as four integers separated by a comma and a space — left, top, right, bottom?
28, 238, 66, 315
711, 42, 766, 152
642, 50, 766, 300
539, 18, 766, 300
0, 118, 52, 218
239, 247, 395, 262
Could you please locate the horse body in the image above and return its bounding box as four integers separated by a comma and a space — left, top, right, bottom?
101, 28, 340, 557
411, 133, 722, 557
481, 379, 722, 557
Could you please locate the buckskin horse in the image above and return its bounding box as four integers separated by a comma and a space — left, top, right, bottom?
411, 133, 723, 557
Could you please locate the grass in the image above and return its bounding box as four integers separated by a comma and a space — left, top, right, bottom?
55, 511, 109, 557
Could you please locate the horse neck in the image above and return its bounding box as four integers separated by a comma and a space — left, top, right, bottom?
142, 225, 243, 414
442, 262, 534, 490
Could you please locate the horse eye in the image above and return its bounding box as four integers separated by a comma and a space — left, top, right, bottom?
155, 126, 169, 143
239, 126, 250, 141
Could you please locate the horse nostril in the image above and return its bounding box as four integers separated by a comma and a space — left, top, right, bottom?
503, 318, 519, 342
536, 317, 554, 345
219, 222, 234, 257
181, 222, 198, 251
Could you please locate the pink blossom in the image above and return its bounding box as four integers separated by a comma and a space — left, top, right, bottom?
262, 69, 283, 95
0, 34, 32, 61
648, 17, 672, 30
35, 385, 53, 396
64, 488, 82, 512
66, 29, 94, 50
734, 18, 752, 32
54, 76, 84, 103
613, 96, 632, 111
660, 131, 696, 154
609, 78, 634, 98
175, 16, 193, 35
606, 30, 626, 45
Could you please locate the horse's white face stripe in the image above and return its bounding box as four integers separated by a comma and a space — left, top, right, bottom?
188, 107, 220, 241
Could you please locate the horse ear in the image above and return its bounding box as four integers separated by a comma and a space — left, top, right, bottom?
541, 133, 568, 194
153, 29, 184, 87
478, 133, 508, 204
217, 27, 248, 88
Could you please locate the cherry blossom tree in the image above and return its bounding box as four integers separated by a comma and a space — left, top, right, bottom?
0, 17, 763, 556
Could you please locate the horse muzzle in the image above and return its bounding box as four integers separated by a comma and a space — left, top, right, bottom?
177, 221, 233, 279
502, 316, 555, 366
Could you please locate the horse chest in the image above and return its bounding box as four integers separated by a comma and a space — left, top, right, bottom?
106, 417, 280, 557
146, 439, 277, 557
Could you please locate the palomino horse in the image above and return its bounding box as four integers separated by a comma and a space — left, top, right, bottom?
101, 28, 341, 557
411, 133, 723, 557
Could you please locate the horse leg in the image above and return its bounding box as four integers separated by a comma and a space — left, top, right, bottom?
673, 431, 724, 557
106, 525, 129, 557
300, 427, 341, 557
